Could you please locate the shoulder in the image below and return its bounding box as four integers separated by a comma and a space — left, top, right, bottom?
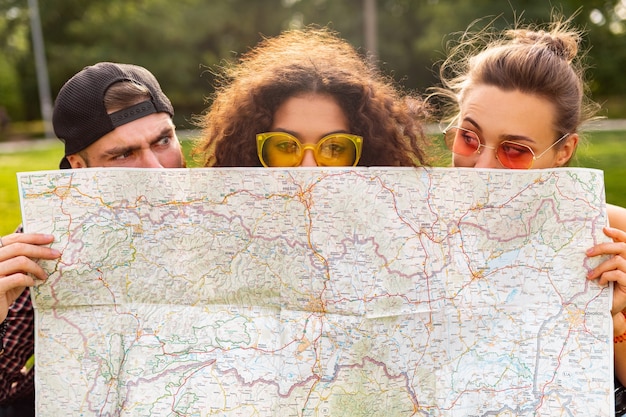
608, 204, 626, 232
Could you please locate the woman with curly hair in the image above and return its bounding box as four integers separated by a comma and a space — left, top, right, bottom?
193, 27, 430, 168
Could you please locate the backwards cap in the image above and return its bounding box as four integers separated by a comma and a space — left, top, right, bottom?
52, 62, 174, 169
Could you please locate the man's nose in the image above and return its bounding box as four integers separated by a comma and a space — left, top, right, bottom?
139, 151, 165, 168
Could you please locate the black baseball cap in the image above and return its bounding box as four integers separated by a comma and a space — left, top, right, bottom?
53, 62, 174, 169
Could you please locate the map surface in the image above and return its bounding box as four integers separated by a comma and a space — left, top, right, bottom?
18, 167, 613, 416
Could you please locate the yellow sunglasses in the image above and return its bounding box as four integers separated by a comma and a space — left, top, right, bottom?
256, 132, 363, 167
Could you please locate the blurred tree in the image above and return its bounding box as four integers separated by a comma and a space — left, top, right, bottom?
574, 1, 626, 116
3, 0, 626, 126
0, 0, 30, 121
38, 0, 304, 127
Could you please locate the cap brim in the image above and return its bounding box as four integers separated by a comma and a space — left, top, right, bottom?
60, 157, 71, 169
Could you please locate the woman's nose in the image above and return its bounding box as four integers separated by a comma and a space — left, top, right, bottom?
473, 146, 501, 168
300, 149, 318, 166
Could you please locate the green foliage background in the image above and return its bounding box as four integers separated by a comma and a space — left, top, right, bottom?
3, 0, 626, 128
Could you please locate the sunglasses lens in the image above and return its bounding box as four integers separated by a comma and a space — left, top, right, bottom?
259, 133, 361, 167
447, 128, 480, 156
497, 141, 535, 169
316, 135, 358, 166
261, 134, 302, 167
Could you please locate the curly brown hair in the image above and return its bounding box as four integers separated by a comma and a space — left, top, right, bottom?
192, 27, 431, 167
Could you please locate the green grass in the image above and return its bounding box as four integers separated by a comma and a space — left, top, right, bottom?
570, 131, 626, 207
0, 146, 63, 235
1, 131, 624, 236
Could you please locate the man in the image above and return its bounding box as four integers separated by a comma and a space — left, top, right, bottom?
0, 62, 185, 416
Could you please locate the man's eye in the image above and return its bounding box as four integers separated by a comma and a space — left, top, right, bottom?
156, 136, 171, 146
113, 151, 132, 160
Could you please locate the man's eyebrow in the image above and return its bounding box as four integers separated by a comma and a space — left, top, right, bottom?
149, 126, 175, 145
102, 144, 141, 158
103, 125, 175, 157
